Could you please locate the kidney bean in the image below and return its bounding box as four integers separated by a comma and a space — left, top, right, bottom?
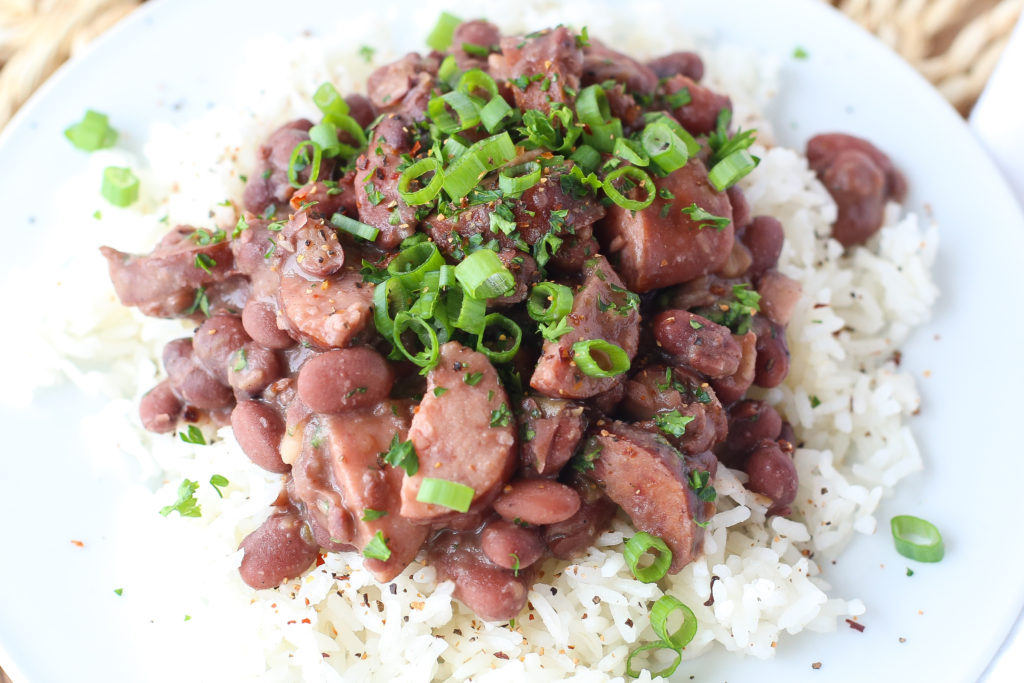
179, 364, 234, 411
752, 316, 790, 389
139, 380, 182, 433
717, 239, 753, 278
741, 216, 784, 279
231, 400, 288, 473
744, 439, 799, 516
242, 299, 295, 350
493, 479, 581, 525
296, 347, 393, 414
481, 520, 545, 570
543, 474, 617, 560
162, 338, 194, 383
193, 314, 251, 383
718, 399, 782, 468
756, 270, 802, 326
778, 421, 797, 450
294, 220, 345, 279
653, 309, 741, 379
428, 529, 530, 622
646, 51, 704, 81
238, 509, 319, 590
228, 343, 283, 395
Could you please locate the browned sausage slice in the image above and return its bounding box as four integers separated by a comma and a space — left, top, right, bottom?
277, 269, 373, 349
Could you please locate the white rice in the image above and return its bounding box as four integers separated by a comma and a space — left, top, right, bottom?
14, 2, 938, 681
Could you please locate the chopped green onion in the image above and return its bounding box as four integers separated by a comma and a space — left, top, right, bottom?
650, 595, 697, 649
457, 69, 499, 100
498, 161, 542, 196
381, 433, 419, 475
309, 121, 343, 157
613, 137, 650, 167
388, 241, 445, 288
442, 132, 516, 200
603, 165, 655, 211
570, 144, 601, 173
623, 531, 672, 583
332, 212, 380, 241
437, 55, 461, 89
64, 109, 118, 151
891, 515, 944, 563
428, 90, 482, 134
454, 249, 515, 299
101, 167, 140, 207
708, 148, 759, 191
448, 288, 487, 334
655, 410, 695, 438
476, 313, 522, 363
313, 83, 350, 121
426, 11, 461, 51
582, 119, 623, 153
372, 277, 410, 339
680, 203, 730, 231
361, 508, 387, 521
624, 642, 683, 679
666, 87, 692, 109
479, 96, 514, 133
642, 122, 690, 174
392, 312, 440, 369
363, 530, 392, 561
642, 112, 701, 157
576, 84, 611, 126
287, 140, 322, 189
416, 477, 475, 512
527, 282, 573, 323
398, 157, 445, 205
572, 339, 630, 377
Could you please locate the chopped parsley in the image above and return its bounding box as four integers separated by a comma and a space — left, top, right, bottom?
510, 552, 521, 577
345, 386, 368, 398
702, 283, 761, 335
159, 479, 202, 518
793, 46, 809, 60
681, 203, 730, 231
381, 433, 419, 476
361, 508, 388, 521
690, 318, 704, 330
489, 404, 513, 428
359, 45, 376, 62
363, 531, 392, 561
232, 215, 249, 238
178, 424, 206, 445
363, 179, 385, 205
572, 437, 603, 472
209, 474, 229, 498
688, 470, 717, 503
231, 348, 247, 372
433, 387, 448, 397
666, 87, 692, 109
193, 252, 216, 273
654, 410, 695, 438
463, 371, 483, 386
183, 287, 210, 317
539, 316, 572, 341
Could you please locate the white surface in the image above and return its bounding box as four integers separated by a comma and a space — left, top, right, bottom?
2, 0, 1024, 681
970, 10, 1024, 209
969, 11, 1024, 681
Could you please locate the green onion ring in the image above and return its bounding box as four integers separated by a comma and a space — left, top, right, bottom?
454, 249, 516, 299
623, 531, 673, 582
287, 140, 322, 189
582, 119, 623, 154
313, 82, 349, 120
602, 165, 655, 211
571, 339, 631, 378
372, 277, 410, 339
100, 166, 140, 207
428, 90, 482, 134
624, 642, 683, 679
570, 145, 601, 173
498, 161, 542, 196
527, 282, 574, 323
613, 137, 650, 167
642, 112, 701, 158
446, 287, 487, 335
398, 157, 445, 205
392, 312, 440, 368
331, 213, 380, 241
576, 84, 611, 126
437, 55, 461, 89
707, 148, 758, 192
650, 595, 697, 649
457, 68, 499, 100
891, 515, 944, 563
479, 96, 514, 133
387, 241, 445, 288
416, 477, 475, 512
426, 11, 461, 52
642, 122, 690, 174
476, 313, 522, 364
442, 132, 516, 200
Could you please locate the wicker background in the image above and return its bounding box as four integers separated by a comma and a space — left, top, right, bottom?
0, 0, 1021, 681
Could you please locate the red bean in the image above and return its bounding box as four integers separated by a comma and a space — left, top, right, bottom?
428, 529, 530, 622
139, 380, 181, 433
646, 51, 704, 81
296, 347, 393, 414
543, 475, 617, 561
228, 342, 283, 395
710, 331, 757, 405
753, 316, 790, 389
193, 314, 251, 383
741, 216, 784, 279
653, 309, 741, 379
481, 520, 545, 570
238, 510, 319, 590
242, 299, 294, 350
231, 400, 289, 473
493, 479, 580, 525
294, 221, 345, 279
178, 365, 234, 411
745, 439, 798, 516
719, 399, 782, 468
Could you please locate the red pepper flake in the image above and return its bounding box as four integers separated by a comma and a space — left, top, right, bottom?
811, 662, 822, 670
70, 539, 84, 547
301, 618, 312, 624
845, 618, 865, 632
494, 652, 509, 660
315, 553, 327, 567
410, 140, 422, 155
287, 620, 296, 625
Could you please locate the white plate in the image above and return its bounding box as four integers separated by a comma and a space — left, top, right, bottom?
2, 0, 1022, 681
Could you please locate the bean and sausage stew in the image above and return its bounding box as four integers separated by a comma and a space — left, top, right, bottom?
102, 19, 903, 621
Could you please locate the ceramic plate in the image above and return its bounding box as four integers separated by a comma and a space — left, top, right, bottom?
1, 0, 1022, 680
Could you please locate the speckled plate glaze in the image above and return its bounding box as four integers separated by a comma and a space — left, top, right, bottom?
1, 0, 1023, 681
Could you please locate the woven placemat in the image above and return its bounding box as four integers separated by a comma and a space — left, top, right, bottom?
0, 1, 1020, 681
